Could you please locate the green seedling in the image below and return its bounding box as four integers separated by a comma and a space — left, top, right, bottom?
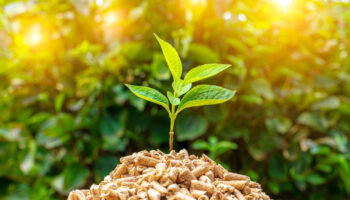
125, 34, 236, 152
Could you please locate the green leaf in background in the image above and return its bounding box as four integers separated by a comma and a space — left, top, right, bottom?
297, 112, 328, 132
306, 173, 326, 185
167, 91, 180, 105
250, 79, 274, 100
20, 140, 36, 174
154, 34, 182, 87
36, 115, 73, 149
151, 53, 171, 80
94, 156, 119, 182
187, 43, 219, 64
0, 127, 22, 141
265, 116, 292, 134
192, 140, 210, 150
192, 136, 237, 159
211, 141, 237, 158
54, 93, 65, 112
63, 163, 89, 192
99, 112, 123, 135
183, 64, 231, 85
312, 96, 340, 110
176, 113, 208, 141
176, 85, 236, 114
99, 111, 128, 152
125, 84, 170, 113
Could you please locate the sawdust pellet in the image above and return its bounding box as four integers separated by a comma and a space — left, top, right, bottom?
67, 150, 270, 200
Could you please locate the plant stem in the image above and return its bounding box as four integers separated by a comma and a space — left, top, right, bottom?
169, 105, 175, 152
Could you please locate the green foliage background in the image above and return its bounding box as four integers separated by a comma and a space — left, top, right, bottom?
1, 0, 350, 199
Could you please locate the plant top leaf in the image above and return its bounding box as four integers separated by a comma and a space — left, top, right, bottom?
176, 85, 235, 114
183, 64, 231, 85
172, 79, 183, 91
125, 84, 170, 113
167, 91, 180, 105
177, 83, 192, 97
154, 34, 182, 88
171, 80, 191, 96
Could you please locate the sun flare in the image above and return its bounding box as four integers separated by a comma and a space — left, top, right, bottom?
103, 12, 118, 25
275, 0, 293, 7
24, 25, 43, 46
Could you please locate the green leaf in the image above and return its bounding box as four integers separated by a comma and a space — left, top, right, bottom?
312, 96, 340, 110
63, 163, 89, 191
154, 34, 182, 88
55, 93, 65, 112
178, 83, 192, 97
94, 156, 118, 182
192, 140, 210, 150
211, 141, 237, 158
125, 84, 170, 113
297, 112, 328, 132
306, 173, 326, 185
187, 43, 219, 64
172, 79, 191, 96
151, 53, 171, 80
183, 64, 231, 85
265, 116, 292, 134
167, 91, 180, 105
250, 79, 274, 100
176, 85, 236, 114
176, 113, 208, 141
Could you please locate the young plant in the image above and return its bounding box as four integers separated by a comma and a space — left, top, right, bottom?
125, 34, 236, 152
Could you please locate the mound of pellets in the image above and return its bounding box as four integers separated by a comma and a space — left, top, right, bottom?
68, 149, 270, 200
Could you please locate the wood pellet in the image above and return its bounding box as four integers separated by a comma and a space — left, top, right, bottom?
68, 149, 270, 200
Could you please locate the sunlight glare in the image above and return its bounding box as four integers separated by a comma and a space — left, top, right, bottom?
275, 0, 293, 7
25, 25, 43, 46
190, 0, 206, 5
104, 12, 118, 25
96, 0, 103, 6
29, 32, 42, 45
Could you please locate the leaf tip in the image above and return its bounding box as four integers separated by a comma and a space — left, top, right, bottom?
153, 33, 161, 42
229, 90, 237, 98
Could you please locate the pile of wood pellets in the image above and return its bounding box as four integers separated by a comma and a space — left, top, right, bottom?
68, 149, 270, 200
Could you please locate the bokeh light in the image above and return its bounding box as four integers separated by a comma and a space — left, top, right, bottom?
223, 11, 232, 20
237, 13, 246, 21
96, 0, 104, 7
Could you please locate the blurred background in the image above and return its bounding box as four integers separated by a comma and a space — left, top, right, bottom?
0, 0, 350, 199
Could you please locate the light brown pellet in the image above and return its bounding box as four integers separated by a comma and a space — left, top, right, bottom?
233, 188, 246, 200
135, 155, 161, 167
191, 180, 214, 194
192, 165, 210, 178
213, 180, 247, 190
148, 188, 161, 200
224, 172, 250, 181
